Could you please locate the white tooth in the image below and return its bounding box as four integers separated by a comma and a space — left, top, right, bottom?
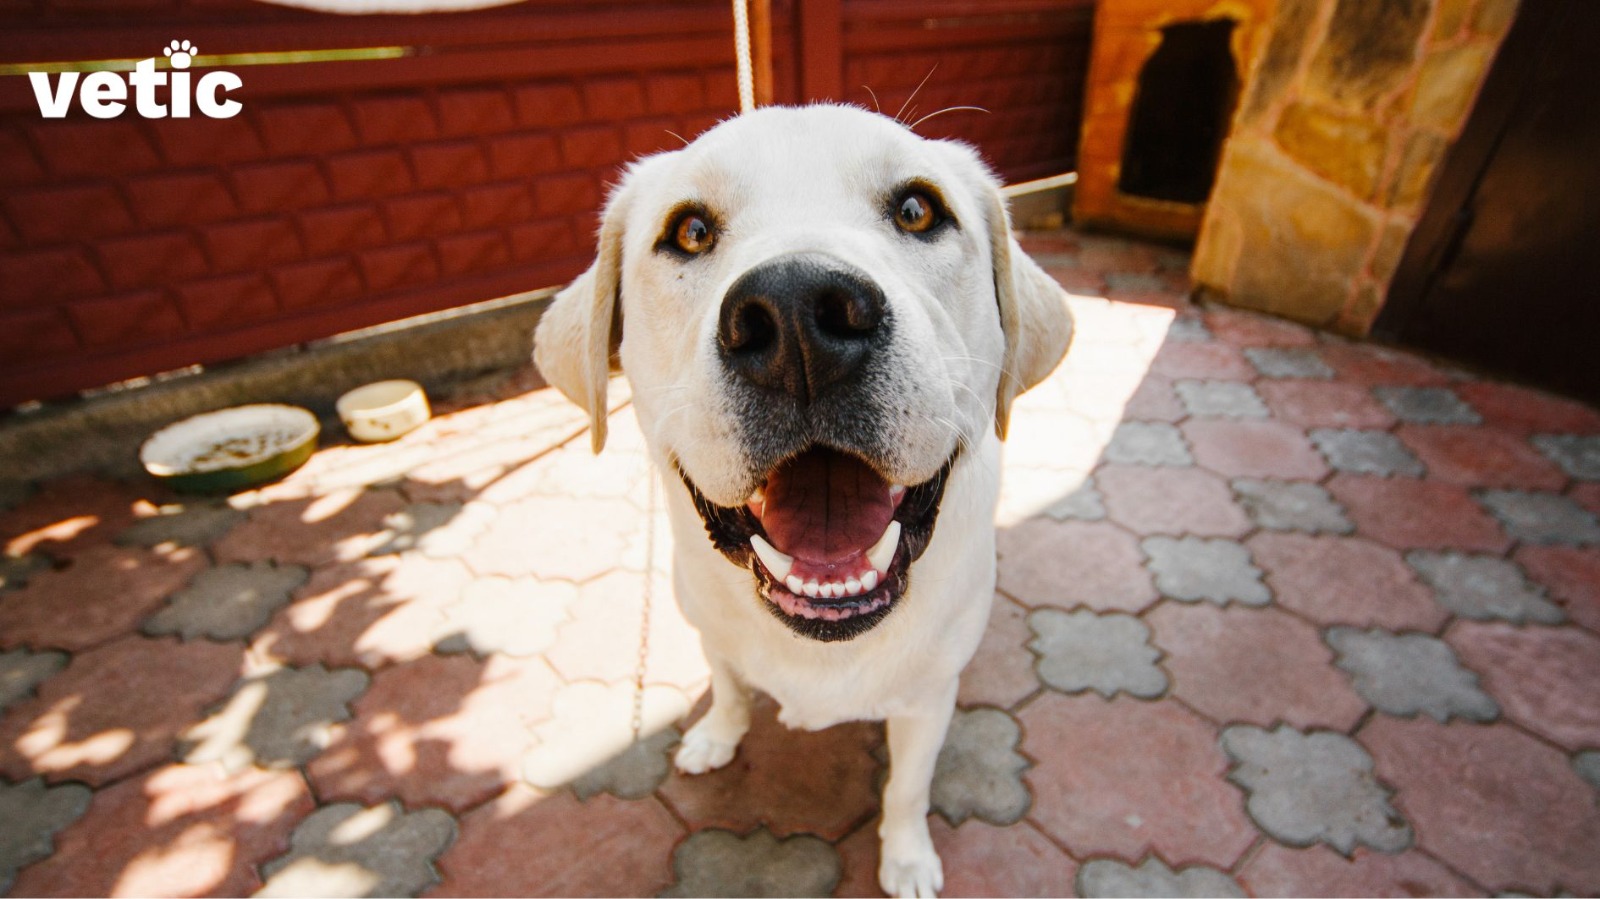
845, 577, 862, 595
750, 535, 793, 581
822, 583, 839, 598
803, 580, 820, 598
862, 569, 879, 591
786, 574, 804, 594
867, 520, 901, 574
889, 485, 906, 499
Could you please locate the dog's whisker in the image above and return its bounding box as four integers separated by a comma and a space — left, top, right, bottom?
909, 105, 989, 131
664, 129, 691, 146
863, 84, 882, 115
894, 65, 939, 124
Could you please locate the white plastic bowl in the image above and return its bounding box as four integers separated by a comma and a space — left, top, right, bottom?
140, 404, 319, 492
336, 379, 431, 442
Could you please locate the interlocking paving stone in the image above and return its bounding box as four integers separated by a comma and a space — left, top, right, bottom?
1244, 347, 1335, 379
0, 777, 91, 894
1098, 465, 1253, 538
1174, 380, 1269, 418
1250, 533, 1446, 631
143, 560, 310, 641
1222, 724, 1412, 854
432, 576, 574, 658
570, 726, 679, 801
214, 487, 409, 568
1534, 434, 1600, 480
524, 680, 690, 791
1574, 751, 1600, 792
1232, 478, 1353, 534
115, 502, 245, 548
930, 707, 1031, 825
1143, 536, 1270, 606
959, 597, 1040, 710
1398, 425, 1567, 490
1104, 422, 1193, 466
1257, 380, 1398, 429
1516, 545, 1600, 632
1476, 489, 1600, 545
0, 544, 209, 652
1449, 622, 1600, 752
1329, 475, 1510, 552
1206, 306, 1317, 347
1077, 856, 1245, 898
661, 828, 840, 898
1027, 608, 1167, 698
1184, 419, 1330, 479
1326, 627, 1498, 722
1042, 476, 1108, 521
998, 519, 1158, 613
1406, 551, 1565, 624
1310, 429, 1426, 477
179, 663, 370, 771
257, 801, 456, 898
0, 647, 67, 712
1238, 844, 1480, 898
368, 501, 466, 556
0, 553, 48, 594
1373, 386, 1482, 424
1456, 380, 1600, 435
1166, 316, 1213, 342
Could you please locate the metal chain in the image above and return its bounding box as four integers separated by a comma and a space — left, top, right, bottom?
630, 471, 657, 741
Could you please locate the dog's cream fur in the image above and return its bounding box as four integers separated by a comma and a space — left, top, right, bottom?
535, 104, 1071, 897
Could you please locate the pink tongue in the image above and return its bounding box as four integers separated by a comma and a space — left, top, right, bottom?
758, 449, 893, 563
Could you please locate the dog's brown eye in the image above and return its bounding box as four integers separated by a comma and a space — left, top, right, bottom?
894, 192, 938, 234
673, 213, 715, 255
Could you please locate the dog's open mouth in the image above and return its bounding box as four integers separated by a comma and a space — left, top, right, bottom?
679, 446, 955, 642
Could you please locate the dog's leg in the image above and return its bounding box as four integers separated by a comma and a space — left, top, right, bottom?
878, 683, 956, 898
674, 653, 751, 774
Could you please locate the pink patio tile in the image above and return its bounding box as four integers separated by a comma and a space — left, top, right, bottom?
1042, 264, 1108, 296
1327, 475, 1511, 553
0, 474, 141, 556
430, 786, 683, 897
1249, 533, 1446, 631
214, 487, 408, 567
1122, 376, 1187, 423
0, 544, 207, 651
0, 635, 241, 786
1183, 420, 1330, 480
1019, 693, 1255, 869
1238, 843, 1482, 898
958, 595, 1041, 710
1078, 239, 1160, 274
9, 762, 314, 898
1514, 545, 1600, 632
658, 696, 883, 841
307, 652, 560, 812
1320, 344, 1451, 388
1019, 233, 1081, 255
834, 818, 1078, 898
1448, 621, 1600, 752
1454, 381, 1600, 435
250, 555, 471, 669
996, 519, 1158, 612
1097, 465, 1252, 538
1396, 425, 1567, 490
462, 494, 640, 582
1257, 380, 1398, 430
1149, 342, 1256, 381
1146, 603, 1367, 731
1204, 308, 1318, 347
1364, 716, 1600, 895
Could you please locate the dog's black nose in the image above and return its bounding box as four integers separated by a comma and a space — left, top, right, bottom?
717, 252, 888, 404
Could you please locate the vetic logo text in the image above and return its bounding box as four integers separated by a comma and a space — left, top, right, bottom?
30, 40, 242, 120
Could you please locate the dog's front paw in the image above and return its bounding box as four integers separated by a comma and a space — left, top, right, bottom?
878, 830, 943, 898
673, 719, 742, 774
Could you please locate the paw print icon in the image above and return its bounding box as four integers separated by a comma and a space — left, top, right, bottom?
163, 39, 197, 69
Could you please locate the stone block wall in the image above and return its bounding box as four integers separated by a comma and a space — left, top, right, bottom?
1192, 0, 1519, 335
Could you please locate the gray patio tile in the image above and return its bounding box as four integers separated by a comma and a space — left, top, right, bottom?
1476, 489, 1600, 545
1078, 857, 1244, 898
0, 777, 92, 894
1104, 422, 1193, 467
1232, 478, 1353, 535
1373, 387, 1482, 424
0, 553, 49, 594
1245, 348, 1335, 380
1310, 429, 1426, 477
661, 828, 840, 898
257, 801, 456, 898
1143, 536, 1270, 606
1222, 724, 1412, 854
1043, 476, 1107, 522
1532, 434, 1600, 480
143, 560, 308, 641
1405, 551, 1564, 624
1326, 627, 1499, 722
1166, 317, 1213, 343
0, 647, 68, 712
116, 502, 244, 548
1175, 380, 1269, 419
1027, 608, 1167, 698
570, 726, 678, 801
1575, 751, 1600, 792
931, 707, 1031, 825
179, 664, 370, 771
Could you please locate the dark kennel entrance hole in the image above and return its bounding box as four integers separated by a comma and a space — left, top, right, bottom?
1118, 19, 1240, 205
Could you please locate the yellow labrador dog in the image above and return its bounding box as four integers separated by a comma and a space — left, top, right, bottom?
535, 104, 1071, 897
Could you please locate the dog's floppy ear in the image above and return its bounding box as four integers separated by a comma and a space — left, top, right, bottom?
946, 144, 1074, 439
533, 172, 637, 453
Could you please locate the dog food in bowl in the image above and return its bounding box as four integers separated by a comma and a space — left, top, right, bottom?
140, 404, 319, 493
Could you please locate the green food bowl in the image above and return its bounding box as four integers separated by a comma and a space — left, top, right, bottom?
140, 404, 320, 494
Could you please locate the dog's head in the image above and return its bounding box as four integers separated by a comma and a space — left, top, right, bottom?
535, 104, 1071, 641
